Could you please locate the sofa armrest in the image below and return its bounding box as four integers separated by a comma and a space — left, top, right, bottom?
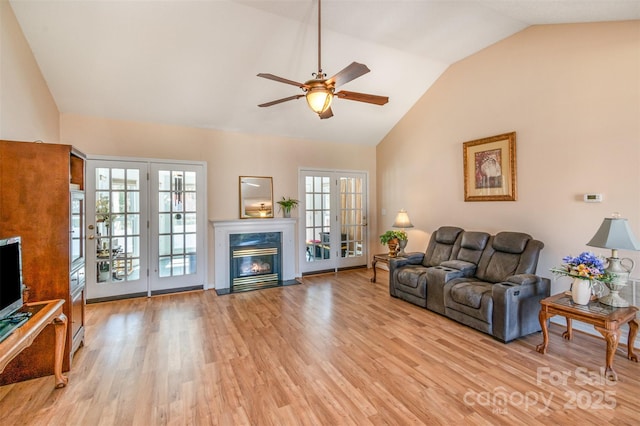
492, 275, 551, 342
503, 274, 539, 287
389, 252, 424, 269
439, 260, 477, 277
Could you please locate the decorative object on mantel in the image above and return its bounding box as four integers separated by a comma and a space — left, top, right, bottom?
379, 230, 406, 258
586, 212, 640, 307
392, 209, 414, 257
463, 132, 517, 202
276, 197, 299, 218
239, 176, 273, 219
550, 251, 609, 305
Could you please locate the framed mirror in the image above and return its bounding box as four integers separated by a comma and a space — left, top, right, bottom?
239, 176, 273, 219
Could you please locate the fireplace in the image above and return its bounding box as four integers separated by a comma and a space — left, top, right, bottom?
230, 232, 282, 292
211, 218, 297, 293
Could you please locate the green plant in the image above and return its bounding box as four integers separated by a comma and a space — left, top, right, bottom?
379, 230, 406, 245
276, 197, 299, 214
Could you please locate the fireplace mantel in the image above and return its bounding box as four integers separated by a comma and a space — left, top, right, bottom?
211, 218, 297, 292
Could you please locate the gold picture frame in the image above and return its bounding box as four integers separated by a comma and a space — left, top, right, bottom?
463, 132, 517, 202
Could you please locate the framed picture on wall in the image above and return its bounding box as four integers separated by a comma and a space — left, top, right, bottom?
463, 132, 517, 201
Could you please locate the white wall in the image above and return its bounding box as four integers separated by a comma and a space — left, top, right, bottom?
0, 1, 59, 142
377, 21, 640, 295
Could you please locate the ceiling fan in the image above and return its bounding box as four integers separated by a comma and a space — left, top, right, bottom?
257, 0, 389, 119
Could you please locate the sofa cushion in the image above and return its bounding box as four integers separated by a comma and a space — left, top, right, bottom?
483, 252, 521, 283
457, 232, 490, 264
450, 281, 491, 309
396, 265, 429, 289
492, 232, 531, 254
445, 280, 494, 323
422, 226, 463, 267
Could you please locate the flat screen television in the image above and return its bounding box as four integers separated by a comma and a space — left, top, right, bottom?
0, 236, 23, 320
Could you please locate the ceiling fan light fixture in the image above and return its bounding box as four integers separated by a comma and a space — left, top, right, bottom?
305, 83, 334, 114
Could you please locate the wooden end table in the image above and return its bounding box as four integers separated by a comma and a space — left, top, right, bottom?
0, 299, 68, 388
536, 293, 638, 381
371, 253, 393, 283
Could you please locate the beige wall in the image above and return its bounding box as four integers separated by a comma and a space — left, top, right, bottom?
377, 21, 640, 293
0, 1, 59, 142
61, 113, 377, 284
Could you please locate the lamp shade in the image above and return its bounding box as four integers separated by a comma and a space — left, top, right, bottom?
305, 84, 333, 114
586, 217, 640, 250
392, 209, 414, 229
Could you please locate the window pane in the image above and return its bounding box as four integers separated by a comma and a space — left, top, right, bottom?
184, 172, 196, 191
111, 191, 125, 213
159, 257, 171, 277
159, 214, 171, 234
126, 169, 140, 190
159, 193, 171, 212
111, 215, 125, 236
96, 168, 110, 190
127, 214, 140, 235
158, 170, 170, 191
159, 235, 171, 256
185, 213, 196, 233
112, 169, 125, 190
127, 192, 139, 213
173, 234, 184, 255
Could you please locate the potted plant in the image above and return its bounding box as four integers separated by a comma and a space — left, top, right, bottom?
276, 197, 299, 218
379, 230, 407, 257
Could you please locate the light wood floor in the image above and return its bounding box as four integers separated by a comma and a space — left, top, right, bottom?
1, 269, 639, 425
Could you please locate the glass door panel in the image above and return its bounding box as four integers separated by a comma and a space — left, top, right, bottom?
339, 175, 366, 266
150, 164, 205, 292
86, 161, 149, 300
300, 170, 367, 273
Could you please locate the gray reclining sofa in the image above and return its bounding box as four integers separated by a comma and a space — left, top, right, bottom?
389, 226, 550, 342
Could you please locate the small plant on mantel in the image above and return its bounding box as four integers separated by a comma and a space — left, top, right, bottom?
276, 197, 299, 218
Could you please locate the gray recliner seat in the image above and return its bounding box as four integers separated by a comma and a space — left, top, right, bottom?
425, 231, 490, 315
389, 226, 463, 307
443, 232, 549, 342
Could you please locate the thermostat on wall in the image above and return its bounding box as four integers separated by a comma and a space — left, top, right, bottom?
584, 194, 603, 203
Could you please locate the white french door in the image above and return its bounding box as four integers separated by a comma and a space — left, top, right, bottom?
299, 170, 368, 274
86, 161, 149, 300
149, 163, 206, 293
86, 159, 206, 301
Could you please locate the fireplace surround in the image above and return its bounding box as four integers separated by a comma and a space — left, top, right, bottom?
212, 218, 297, 294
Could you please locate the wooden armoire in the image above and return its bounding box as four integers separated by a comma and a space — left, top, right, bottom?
0, 140, 86, 385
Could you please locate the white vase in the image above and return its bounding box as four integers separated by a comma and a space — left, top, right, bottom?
571, 278, 591, 305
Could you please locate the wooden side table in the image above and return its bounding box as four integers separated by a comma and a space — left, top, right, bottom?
0, 299, 68, 388
371, 253, 392, 283
536, 293, 638, 381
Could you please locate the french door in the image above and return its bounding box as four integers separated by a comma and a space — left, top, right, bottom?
86, 159, 206, 301
300, 170, 368, 274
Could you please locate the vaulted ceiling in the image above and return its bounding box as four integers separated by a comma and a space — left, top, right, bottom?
10, 0, 640, 145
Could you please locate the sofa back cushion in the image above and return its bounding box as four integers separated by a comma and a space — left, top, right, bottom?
475, 232, 544, 283
456, 231, 490, 265
422, 226, 463, 267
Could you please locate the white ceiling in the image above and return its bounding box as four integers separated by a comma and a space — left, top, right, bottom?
10, 0, 640, 146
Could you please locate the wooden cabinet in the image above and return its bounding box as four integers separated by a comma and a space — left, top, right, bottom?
0, 140, 86, 385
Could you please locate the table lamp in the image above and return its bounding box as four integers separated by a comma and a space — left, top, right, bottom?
586, 213, 640, 307
392, 209, 414, 257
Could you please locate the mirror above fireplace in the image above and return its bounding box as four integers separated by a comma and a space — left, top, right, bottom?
239, 176, 273, 219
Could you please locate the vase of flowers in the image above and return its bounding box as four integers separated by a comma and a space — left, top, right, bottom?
550, 252, 609, 305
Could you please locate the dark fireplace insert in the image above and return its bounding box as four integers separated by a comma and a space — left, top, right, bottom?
230, 232, 282, 292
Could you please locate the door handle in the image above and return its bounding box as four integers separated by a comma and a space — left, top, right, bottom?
88, 235, 95, 240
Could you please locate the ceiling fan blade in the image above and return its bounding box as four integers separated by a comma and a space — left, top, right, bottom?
335, 90, 389, 105
319, 107, 333, 119
258, 94, 304, 107
257, 73, 307, 88
326, 62, 370, 87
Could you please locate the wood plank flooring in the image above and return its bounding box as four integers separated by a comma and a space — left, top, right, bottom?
1, 269, 639, 425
